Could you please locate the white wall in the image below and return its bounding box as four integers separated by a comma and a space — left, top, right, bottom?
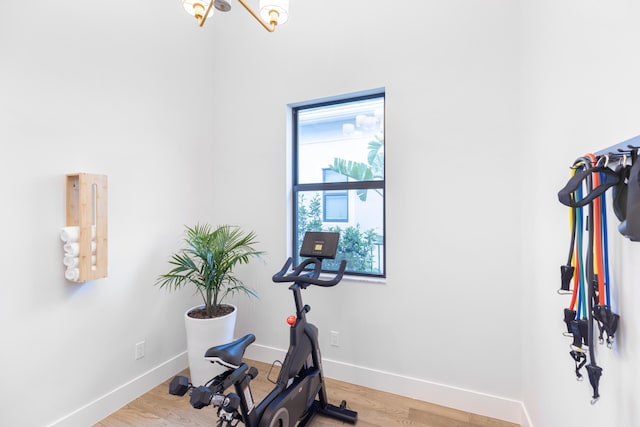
520, 1, 640, 426
207, 0, 524, 423
4, 1, 599, 426
0, 1, 218, 426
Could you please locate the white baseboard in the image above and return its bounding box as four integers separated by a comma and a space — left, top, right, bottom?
47, 352, 189, 427
46, 346, 533, 427
244, 344, 532, 427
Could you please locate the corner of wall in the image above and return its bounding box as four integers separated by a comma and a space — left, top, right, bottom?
47, 352, 188, 427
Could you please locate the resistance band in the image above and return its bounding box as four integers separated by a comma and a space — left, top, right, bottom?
600, 185, 611, 306
558, 154, 622, 403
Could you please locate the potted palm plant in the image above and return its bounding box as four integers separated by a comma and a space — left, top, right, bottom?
156, 224, 263, 385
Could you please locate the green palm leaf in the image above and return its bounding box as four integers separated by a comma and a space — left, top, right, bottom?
155, 224, 263, 317
329, 135, 384, 202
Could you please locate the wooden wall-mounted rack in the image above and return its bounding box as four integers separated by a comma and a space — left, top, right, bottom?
65, 173, 108, 282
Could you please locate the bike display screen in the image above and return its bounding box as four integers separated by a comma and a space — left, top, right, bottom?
299, 232, 339, 259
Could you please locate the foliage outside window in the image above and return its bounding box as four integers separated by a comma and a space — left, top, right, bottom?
292, 91, 385, 277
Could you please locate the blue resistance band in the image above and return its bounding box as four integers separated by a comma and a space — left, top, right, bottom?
576, 183, 587, 319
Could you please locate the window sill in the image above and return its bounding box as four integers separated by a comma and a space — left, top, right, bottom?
319, 272, 387, 285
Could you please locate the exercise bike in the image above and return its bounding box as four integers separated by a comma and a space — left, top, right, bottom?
169, 231, 358, 427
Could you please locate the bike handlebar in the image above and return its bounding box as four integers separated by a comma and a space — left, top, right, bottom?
272, 257, 347, 287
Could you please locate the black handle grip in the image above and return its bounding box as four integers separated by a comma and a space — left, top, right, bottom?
272, 258, 347, 287
272, 257, 294, 281
309, 259, 347, 287
557, 166, 619, 207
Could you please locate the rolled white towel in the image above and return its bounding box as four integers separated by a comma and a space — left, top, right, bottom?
63, 255, 97, 268
65, 268, 80, 282
60, 225, 96, 243
64, 241, 97, 257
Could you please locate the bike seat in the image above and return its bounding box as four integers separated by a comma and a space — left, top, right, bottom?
204, 333, 255, 369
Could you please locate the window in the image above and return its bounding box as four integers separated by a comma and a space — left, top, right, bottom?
292, 90, 385, 277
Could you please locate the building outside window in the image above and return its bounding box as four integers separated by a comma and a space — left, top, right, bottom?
291, 90, 385, 277
322, 168, 348, 223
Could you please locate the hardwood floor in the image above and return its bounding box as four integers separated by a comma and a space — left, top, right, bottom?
96, 360, 520, 427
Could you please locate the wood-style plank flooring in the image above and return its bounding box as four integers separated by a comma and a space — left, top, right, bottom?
96, 360, 520, 427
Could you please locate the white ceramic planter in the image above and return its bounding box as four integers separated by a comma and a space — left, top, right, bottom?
184, 304, 237, 386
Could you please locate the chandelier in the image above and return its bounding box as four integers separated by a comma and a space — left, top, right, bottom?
182, 0, 289, 32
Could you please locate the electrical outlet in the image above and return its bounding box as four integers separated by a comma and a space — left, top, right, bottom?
135, 341, 145, 360
330, 331, 340, 347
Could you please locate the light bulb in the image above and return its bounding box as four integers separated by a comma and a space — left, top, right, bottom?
182, 0, 214, 24
259, 0, 289, 25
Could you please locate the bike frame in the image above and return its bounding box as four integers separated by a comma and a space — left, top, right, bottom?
218, 281, 328, 427
170, 235, 356, 426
